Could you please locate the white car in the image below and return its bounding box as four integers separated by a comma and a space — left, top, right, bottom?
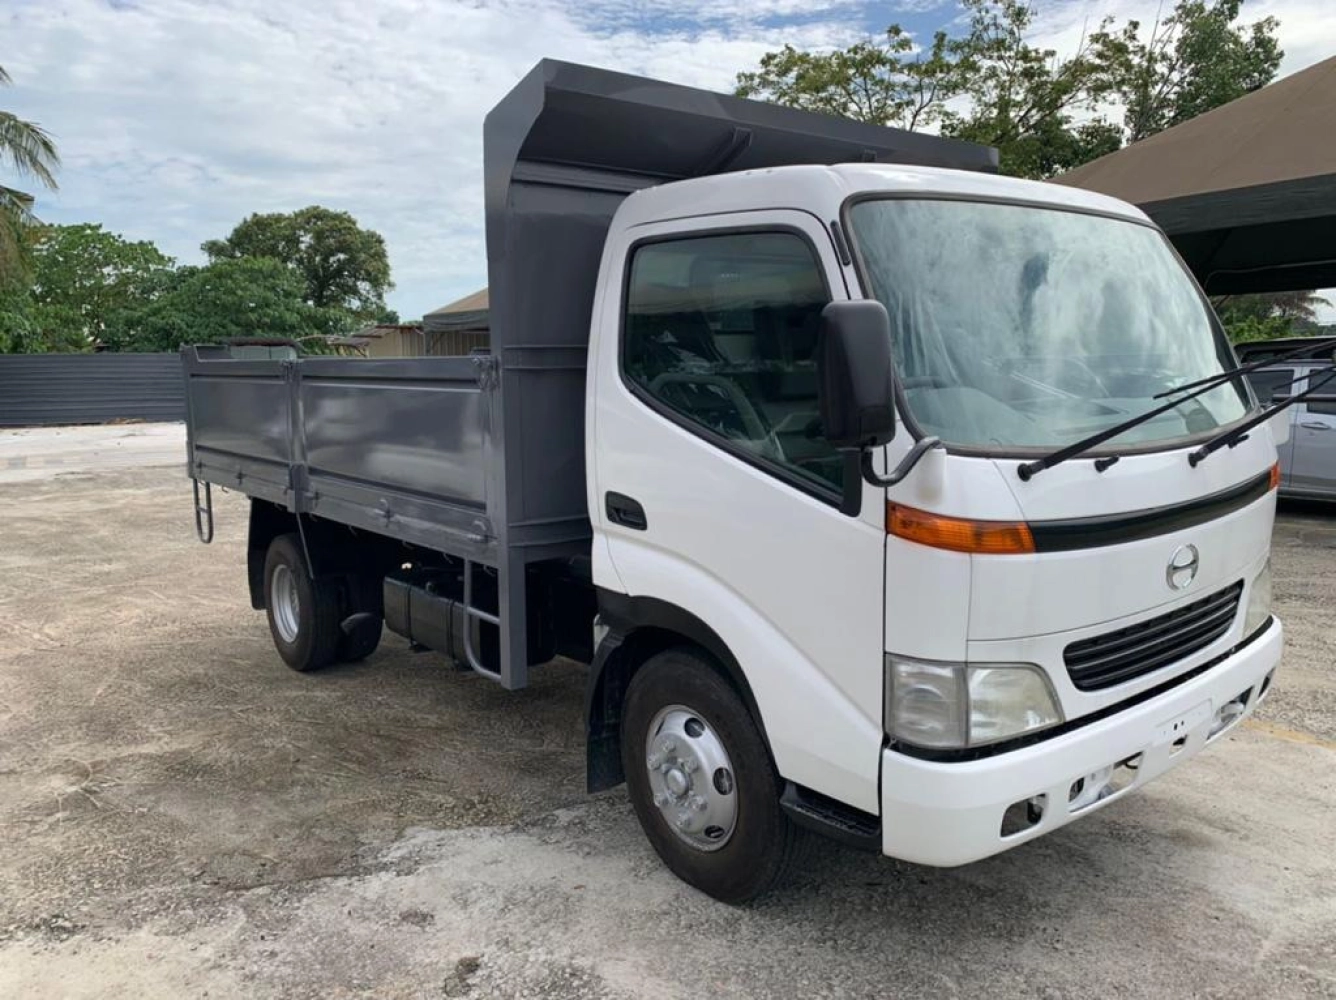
1244, 354, 1336, 499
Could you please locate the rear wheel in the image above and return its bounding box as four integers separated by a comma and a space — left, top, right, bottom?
263, 534, 342, 672
621, 647, 802, 904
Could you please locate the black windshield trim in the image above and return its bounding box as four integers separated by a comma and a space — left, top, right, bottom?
1027, 467, 1272, 552
839, 192, 1252, 462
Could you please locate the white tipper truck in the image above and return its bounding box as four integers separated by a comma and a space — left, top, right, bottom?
183, 60, 1299, 902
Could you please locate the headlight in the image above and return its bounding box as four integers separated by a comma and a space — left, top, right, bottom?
886, 656, 1063, 750
1243, 559, 1272, 637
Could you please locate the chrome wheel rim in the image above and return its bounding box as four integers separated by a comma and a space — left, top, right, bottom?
644, 704, 737, 852
271, 564, 301, 643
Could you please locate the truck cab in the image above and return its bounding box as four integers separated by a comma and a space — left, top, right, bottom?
585, 163, 1280, 888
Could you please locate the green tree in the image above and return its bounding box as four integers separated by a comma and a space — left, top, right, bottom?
202, 206, 392, 323
1, 65, 60, 287
736, 26, 961, 132
121, 257, 341, 352
935, 0, 1123, 178
20, 223, 174, 352
735, 1, 1122, 178
1214, 291, 1328, 345
734, 0, 1283, 179
1091, 1, 1282, 143
0, 278, 37, 353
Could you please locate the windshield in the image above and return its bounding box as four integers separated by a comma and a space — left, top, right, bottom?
846, 198, 1249, 453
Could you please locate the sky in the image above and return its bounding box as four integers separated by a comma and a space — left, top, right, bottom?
4, 0, 1334, 321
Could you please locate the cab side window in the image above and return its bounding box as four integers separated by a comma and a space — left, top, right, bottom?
622, 231, 842, 493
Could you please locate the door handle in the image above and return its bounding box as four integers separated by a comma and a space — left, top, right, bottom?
1300, 421, 1332, 431
606, 492, 648, 530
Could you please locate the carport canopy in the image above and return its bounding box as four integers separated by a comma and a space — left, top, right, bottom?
1054, 55, 1336, 295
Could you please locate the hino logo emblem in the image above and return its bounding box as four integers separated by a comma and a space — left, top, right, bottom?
1166, 544, 1200, 590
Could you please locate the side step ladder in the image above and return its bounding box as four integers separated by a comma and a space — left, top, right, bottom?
192, 478, 214, 544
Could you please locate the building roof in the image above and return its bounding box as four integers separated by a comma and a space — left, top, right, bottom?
1054, 56, 1336, 294
424, 288, 489, 334
350, 322, 424, 340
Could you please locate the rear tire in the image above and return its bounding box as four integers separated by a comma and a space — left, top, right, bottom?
621, 647, 802, 904
262, 534, 342, 672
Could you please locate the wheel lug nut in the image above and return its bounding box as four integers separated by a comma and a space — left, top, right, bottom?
654, 794, 670, 808
647, 753, 663, 769
689, 795, 706, 812
682, 758, 698, 774
662, 739, 677, 753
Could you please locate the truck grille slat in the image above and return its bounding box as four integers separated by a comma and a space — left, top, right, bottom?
1064, 582, 1244, 691
1065, 600, 1238, 677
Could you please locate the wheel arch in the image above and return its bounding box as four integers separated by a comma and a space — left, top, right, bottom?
247, 500, 299, 609
586, 590, 772, 793
247, 499, 402, 612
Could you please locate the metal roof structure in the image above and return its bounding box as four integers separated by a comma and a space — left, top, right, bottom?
1054, 56, 1336, 295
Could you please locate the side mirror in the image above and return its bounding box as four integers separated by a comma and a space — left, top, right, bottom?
817, 300, 896, 450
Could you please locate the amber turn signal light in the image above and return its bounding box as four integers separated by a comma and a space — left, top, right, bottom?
887, 503, 1035, 555
1268, 461, 1281, 491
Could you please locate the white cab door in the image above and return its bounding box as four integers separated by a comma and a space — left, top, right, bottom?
588, 211, 887, 812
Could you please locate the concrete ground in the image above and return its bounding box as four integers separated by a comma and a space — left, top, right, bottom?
0, 424, 1332, 999
0, 422, 186, 485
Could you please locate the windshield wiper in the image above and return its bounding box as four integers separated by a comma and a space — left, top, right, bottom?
1016, 374, 1233, 480
1154, 336, 1336, 399
1017, 337, 1336, 481
1188, 364, 1336, 467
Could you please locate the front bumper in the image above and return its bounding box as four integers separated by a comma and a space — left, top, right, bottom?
880, 619, 1283, 866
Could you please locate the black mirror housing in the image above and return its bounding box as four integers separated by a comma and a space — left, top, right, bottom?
818, 300, 897, 450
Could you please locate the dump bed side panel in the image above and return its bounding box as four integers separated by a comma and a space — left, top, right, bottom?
183, 350, 498, 558
299, 358, 488, 507
298, 357, 496, 558
185, 358, 294, 506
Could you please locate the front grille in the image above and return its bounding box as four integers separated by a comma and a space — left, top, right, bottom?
1064, 581, 1244, 691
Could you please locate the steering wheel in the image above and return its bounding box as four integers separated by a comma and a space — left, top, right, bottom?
1059, 359, 1112, 398
648, 372, 772, 443
900, 375, 950, 390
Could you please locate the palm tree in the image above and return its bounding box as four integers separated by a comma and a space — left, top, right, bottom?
1, 65, 60, 284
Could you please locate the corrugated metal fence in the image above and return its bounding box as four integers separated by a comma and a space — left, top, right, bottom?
0, 353, 184, 427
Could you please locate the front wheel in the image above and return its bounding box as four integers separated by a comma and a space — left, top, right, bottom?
621, 648, 803, 904
262, 534, 342, 672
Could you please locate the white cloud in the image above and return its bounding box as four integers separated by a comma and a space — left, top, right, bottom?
3, 0, 1332, 319
4, 0, 864, 318
1032, 0, 1336, 76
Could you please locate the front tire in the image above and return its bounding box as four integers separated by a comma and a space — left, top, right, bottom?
621, 647, 802, 904
262, 534, 342, 672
